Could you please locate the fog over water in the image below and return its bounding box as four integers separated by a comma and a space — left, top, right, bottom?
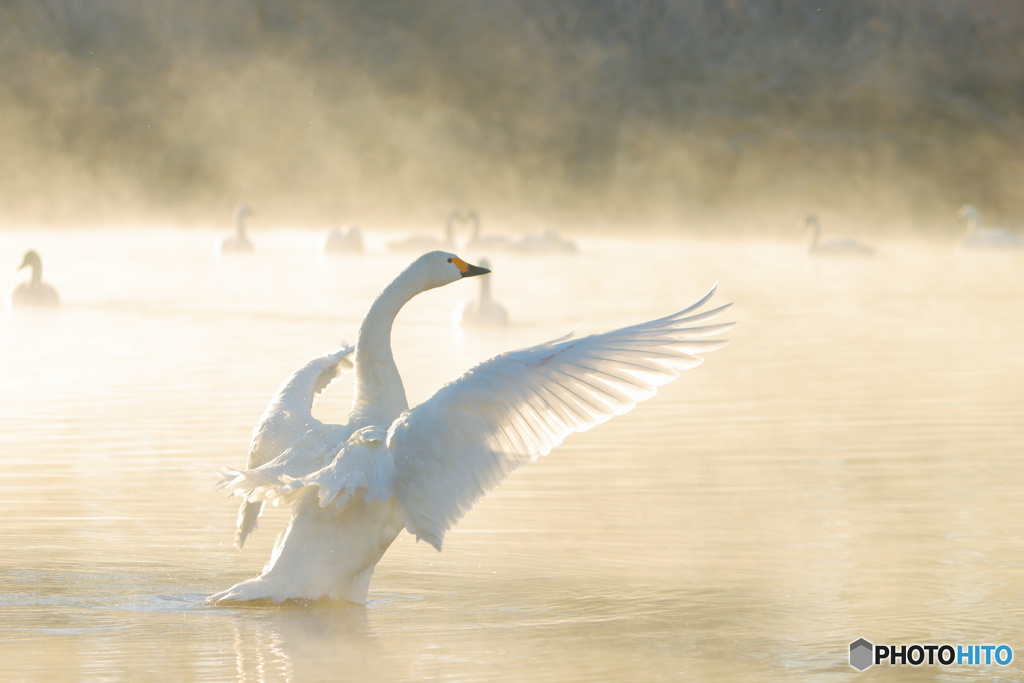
2, 229, 1023, 681
2, 3, 1024, 682
2, 1, 1024, 229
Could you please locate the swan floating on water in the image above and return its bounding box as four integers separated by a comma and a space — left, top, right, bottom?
220, 205, 254, 254
799, 214, 875, 256
957, 204, 1024, 249
10, 250, 59, 307
511, 228, 577, 254
464, 211, 514, 252
388, 214, 456, 252
210, 251, 732, 605
454, 258, 508, 326
321, 225, 364, 254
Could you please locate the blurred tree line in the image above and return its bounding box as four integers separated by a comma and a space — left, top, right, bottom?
1, 0, 1022, 232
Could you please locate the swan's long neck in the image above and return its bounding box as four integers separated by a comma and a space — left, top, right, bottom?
965, 215, 979, 237
348, 269, 422, 428
808, 222, 821, 249
478, 274, 491, 308
29, 260, 42, 285
236, 212, 247, 238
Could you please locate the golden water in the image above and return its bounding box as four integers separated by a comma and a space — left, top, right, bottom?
1, 229, 1022, 681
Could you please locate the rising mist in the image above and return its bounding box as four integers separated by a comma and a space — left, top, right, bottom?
1, 1, 1023, 234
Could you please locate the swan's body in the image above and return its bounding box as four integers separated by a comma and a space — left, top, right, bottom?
455, 258, 508, 326
321, 225, 364, 254
511, 229, 577, 254
388, 215, 455, 252
220, 205, 254, 254
212, 251, 732, 605
800, 215, 875, 256
10, 250, 59, 307
464, 212, 514, 252
957, 205, 1024, 249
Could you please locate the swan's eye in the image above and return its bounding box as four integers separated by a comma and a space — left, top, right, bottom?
447, 258, 453, 263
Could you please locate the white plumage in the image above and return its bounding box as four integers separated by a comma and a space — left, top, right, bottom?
387, 214, 456, 252
321, 224, 364, 253
211, 251, 732, 604
454, 258, 508, 326
9, 250, 59, 307
511, 228, 577, 254
800, 214, 875, 256
233, 345, 356, 548
220, 204, 254, 254
465, 211, 514, 252
957, 204, 1024, 249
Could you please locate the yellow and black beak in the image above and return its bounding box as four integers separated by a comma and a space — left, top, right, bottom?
451, 257, 490, 278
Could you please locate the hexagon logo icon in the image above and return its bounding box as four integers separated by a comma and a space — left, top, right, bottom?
850, 638, 874, 671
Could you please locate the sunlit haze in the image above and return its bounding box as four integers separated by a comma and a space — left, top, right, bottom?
2, 3, 1023, 682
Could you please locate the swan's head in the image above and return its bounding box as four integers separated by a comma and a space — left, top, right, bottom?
957, 204, 979, 221
18, 250, 41, 271
797, 214, 820, 231
234, 204, 253, 221
408, 251, 490, 291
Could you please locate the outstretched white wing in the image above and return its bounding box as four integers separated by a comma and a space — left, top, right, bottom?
246, 345, 355, 471
231, 345, 354, 547
388, 286, 733, 550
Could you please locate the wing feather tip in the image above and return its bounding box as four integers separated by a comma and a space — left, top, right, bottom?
408, 523, 444, 551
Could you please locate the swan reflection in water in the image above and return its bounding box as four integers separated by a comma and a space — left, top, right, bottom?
225, 601, 396, 682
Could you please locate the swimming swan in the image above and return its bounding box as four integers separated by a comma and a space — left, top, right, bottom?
321, 224, 364, 254
10, 250, 59, 307
511, 228, 577, 254
800, 214, 875, 256
388, 214, 456, 252
957, 205, 1024, 249
465, 212, 514, 252
455, 258, 508, 326
220, 205, 254, 254
211, 251, 732, 604
233, 345, 356, 548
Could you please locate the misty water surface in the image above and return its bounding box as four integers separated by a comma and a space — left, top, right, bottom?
1, 228, 1022, 682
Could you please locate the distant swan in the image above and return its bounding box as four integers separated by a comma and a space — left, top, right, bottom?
464, 212, 513, 252
511, 228, 577, 254
800, 214, 875, 256
388, 214, 455, 252
321, 225, 364, 254
957, 205, 1024, 249
454, 258, 508, 326
211, 251, 733, 604
220, 205, 254, 254
10, 250, 59, 307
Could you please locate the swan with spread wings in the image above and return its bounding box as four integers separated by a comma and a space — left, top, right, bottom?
210, 251, 733, 604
